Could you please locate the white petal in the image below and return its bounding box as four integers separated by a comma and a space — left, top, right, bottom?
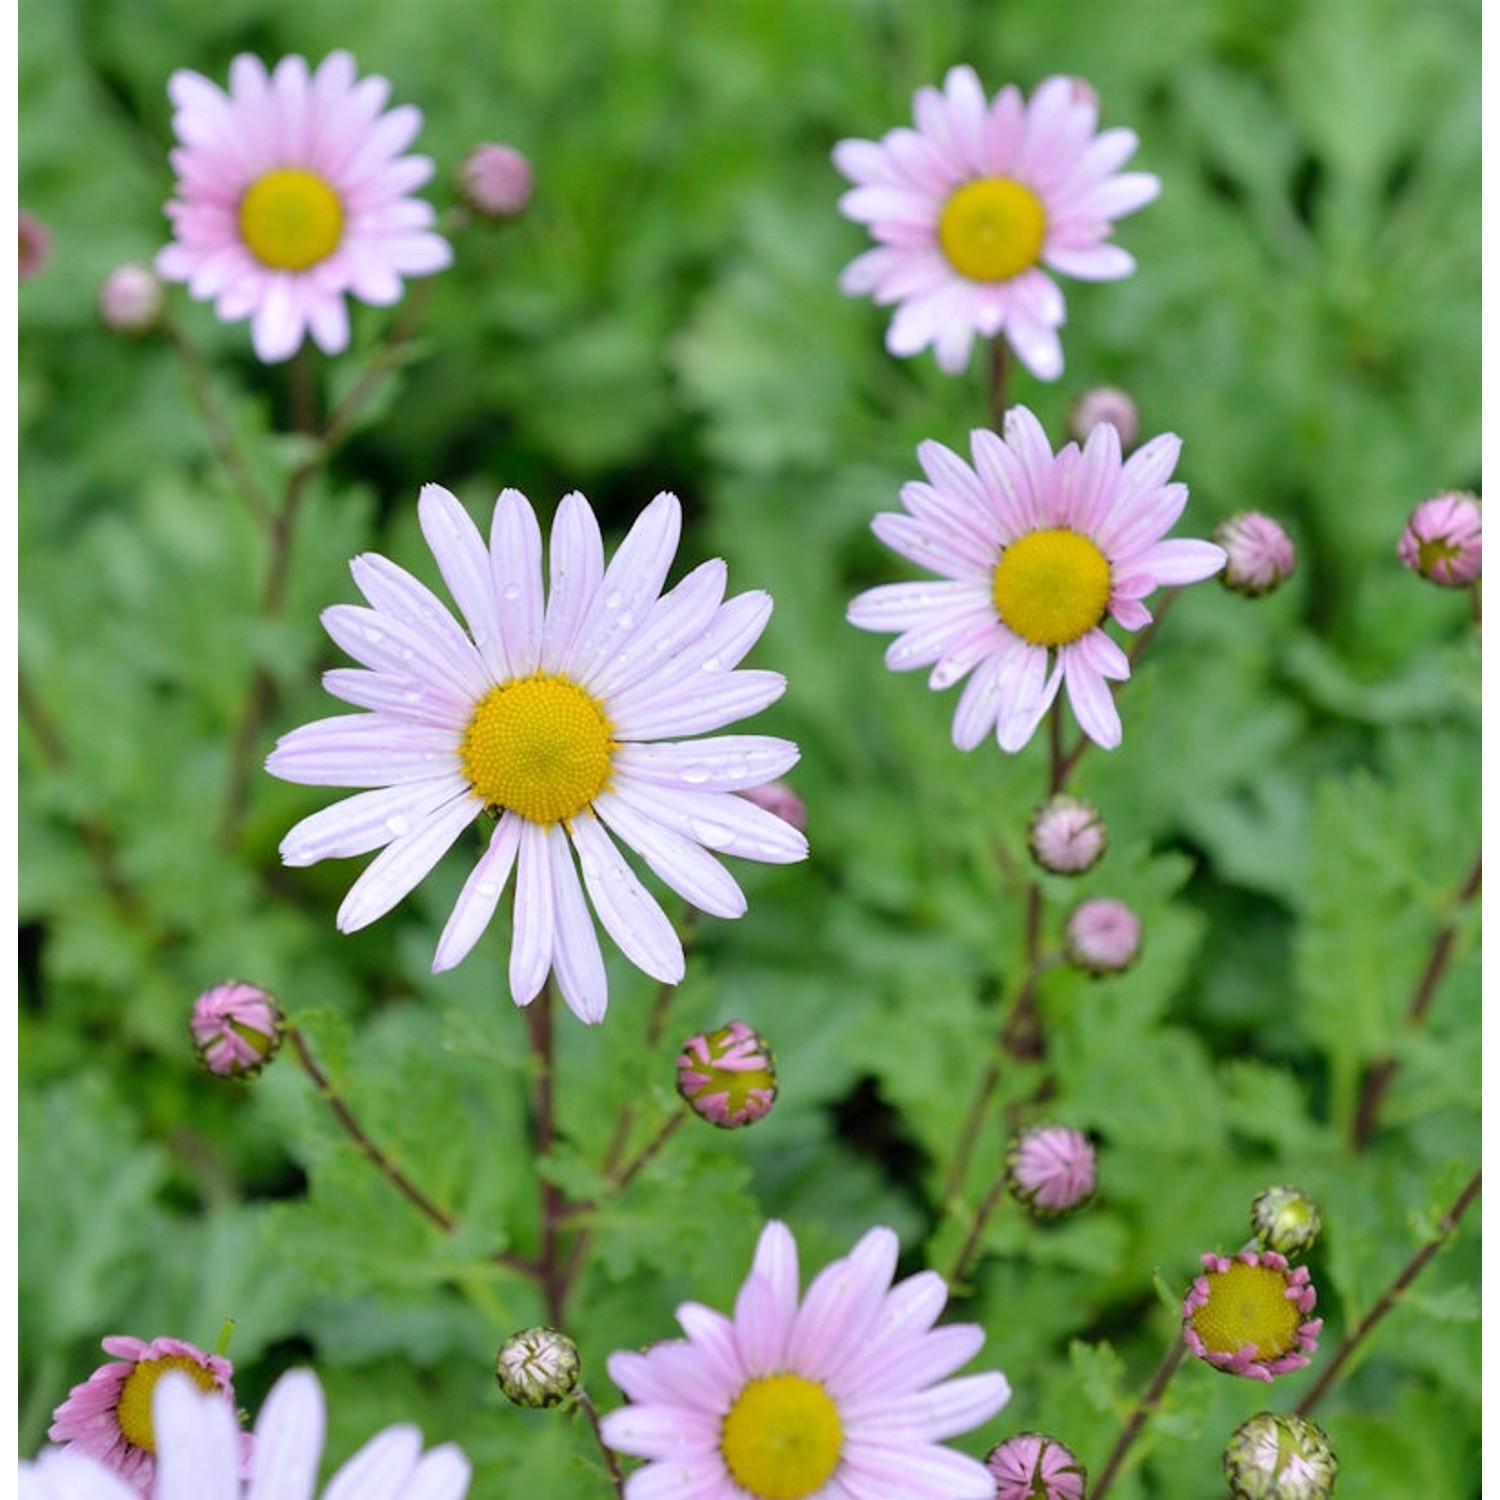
612, 735, 799, 793
546, 829, 608, 1023
153, 1379, 237, 1500
594, 793, 747, 919
610, 669, 786, 741
281, 775, 473, 864
587, 559, 727, 701
569, 814, 684, 983
246, 1370, 324, 1500
540, 491, 605, 673
266, 715, 458, 788
322, 1426, 422, 1500
612, 781, 808, 864
509, 821, 556, 1004
489, 488, 545, 676
432, 815, 522, 972
418, 483, 512, 681
335, 793, 482, 931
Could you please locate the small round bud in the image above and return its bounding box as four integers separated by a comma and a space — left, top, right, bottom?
1028, 794, 1106, 876
19, 210, 52, 280
190, 982, 283, 1078
1007, 1125, 1096, 1217
986, 1432, 1087, 1500
1251, 1185, 1322, 1258
737, 780, 807, 834
1224, 1412, 1338, 1500
676, 1021, 776, 1128
458, 143, 534, 220
99, 263, 166, 335
1215, 512, 1296, 597
1070, 385, 1139, 450
1397, 491, 1481, 587
495, 1327, 580, 1408
1064, 898, 1141, 976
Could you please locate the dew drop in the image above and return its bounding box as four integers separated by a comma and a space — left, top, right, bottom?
502, 583, 521, 602
385, 814, 410, 837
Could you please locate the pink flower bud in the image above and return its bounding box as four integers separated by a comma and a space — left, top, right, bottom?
1215, 512, 1296, 597
459, 143, 534, 220
191, 981, 283, 1078
99, 264, 166, 334
1028, 794, 1106, 876
1065, 898, 1141, 975
1069, 386, 1139, 450
1397, 491, 1481, 587
676, 1021, 776, 1128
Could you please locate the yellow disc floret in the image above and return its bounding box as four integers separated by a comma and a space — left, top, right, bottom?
239, 168, 345, 270
937, 176, 1047, 283
992, 528, 1112, 646
720, 1374, 844, 1500
1190, 1262, 1302, 1360
460, 674, 614, 825
117, 1356, 220, 1453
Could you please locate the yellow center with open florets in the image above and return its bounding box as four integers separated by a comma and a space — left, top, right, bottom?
116, 1357, 220, 1453
720, 1373, 845, 1500
992, 528, 1112, 647
460, 675, 615, 824
239, 168, 345, 270
1191, 1262, 1302, 1360
938, 177, 1047, 283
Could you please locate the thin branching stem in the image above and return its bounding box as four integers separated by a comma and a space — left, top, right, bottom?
574, 1390, 627, 1498
524, 983, 569, 1325
1090, 1335, 1189, 1500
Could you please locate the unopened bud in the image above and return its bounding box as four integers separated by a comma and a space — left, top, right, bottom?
1250, 1185, 1322, 1258
1215, 512, 1296, 597
459, 144, 534, 220
1007, 1125, 1096, 1218
1028, 794, 1106, 875
495, 1327, 580, 1408
99, 264, 166, 335
986, 1432, 1087, 1500
1397, 491, 1481, 587
190, 982, 283, 1078
1224, 1412, 1338, 1500
676, 1021, 776, 1128
1070, 385, 1139, 450
1064, 898, 1141, 975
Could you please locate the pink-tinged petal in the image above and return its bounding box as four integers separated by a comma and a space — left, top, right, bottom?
842, 1440, 999, 1500
319, 666, 470, 730
881, 127, 956, 195
1061, 648, 1122, 749
883, 598, 998, 674
840, 245, 909, 297
733, 1270, 794, 1376
751, 1221, 801, 1324
594, 793, 747, 919
322, 1426, 422, 1500
488, 488, 546, 675
613, 735, 799, 793
610, 669, 786, 741
872, 511, 997, 579
22, 1451, 141, 1500
848, 579, 983, 633
589, 559, 727, 700
154, 1379, 238, 1500
995, 651, 1063, 753
673, 1302, 749, 1385
1067, 171, 1160, 221
401, 1446, 471, 1500
266, 715, 459, 787
970, 427, 1045, 539
509, 821, 556, 1004
929, 618, 1010, 690
833, 137, 902, 187
1045, 242, 1137, 280
547, 829, 608, 1023
307, 291, 350, 354
418, 483, 512, 681
1100, 481, 1189, 559
847, 1372, 1011, 1441
1133, 537, 1227, 584
432, 814, 522, 972
613, 588, 773, 699
1111, 596, 1153, 630
569, 814, 684, 984
245, 1371, 323, 1500
598, 1403, 720, 1460
1075, 627, 1131, 681
249, 275, 304, 362
280, 775, 472, 864
540, 490, 607, 673
949, 650, 1009, 750
350, 553, 488, 681
615, 1458, 730, 1500
838, 1321, 984, 1403
1004, 308, 1065, 380
610, 781, 808, 864
787, 1228, 899, 1380
335, 793, 481, 932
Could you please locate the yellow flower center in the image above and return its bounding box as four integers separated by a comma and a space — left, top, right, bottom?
1190, 1262, 1302, 1360
992, 528, 1112, 646
239, 168, 345, 271
937, 176, 1047, 283
720, 1374, 844, 1500
116, 1356, 219, 1453
460, 674, 614, 825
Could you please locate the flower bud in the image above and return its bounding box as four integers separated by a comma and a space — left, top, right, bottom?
1214, 512, 1296, 597
20, 210, 51, 280
1028, 794, 1106, 876
458, 143, 534, 220
738, 780, 807, 834
1250, 1185, 1322, 1258
1007, 1125, 1096, 1217
99, 264, 166, 335
1064, 898, 1141, 975
676, 1021, 776, 1128
190, 982, 283, 1078
1224, 1412, 1338, 1500
986, 1432, 1087, 1500
1397, 491, 1481, 587
1069, 386, 1139, 450
495, 1327, 580, 1408
1183, 1250, 1322, 1382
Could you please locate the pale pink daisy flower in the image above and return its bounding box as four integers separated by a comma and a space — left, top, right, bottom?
24, 1368, 471, 1500
848, 407, 1226, 753
156, 51, 452, 363
45, 1335, 235, 1494
267, 485, 807, 1024
600, 1219, 1011, 1500
834, 68, 1159, 379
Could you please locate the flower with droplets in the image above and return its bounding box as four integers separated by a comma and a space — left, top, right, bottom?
986, 1433, 1086, 1500
1223, 1412, 1338, 1500
1007, 1125, 1096, 1217
1250, 1186, 1322, 1258
1028, 793, 1106, 875
267, 485, 807, 1024
834, 68, 1159, 379
677, 1021, 777, 1128
156, 51, 451, 363
601, 1219, 1010, 1500
24, 1367, 470, 1500
46, 1335, 236, 1493
847, 410, 1225, 753
1397, 491, 1481, 587
496, 1328, 581, 1409
190, 981, 284, 1078
1065, 897, 1141, 975
1215, 512, 1296, 597
1183, 1250, 1322, 1382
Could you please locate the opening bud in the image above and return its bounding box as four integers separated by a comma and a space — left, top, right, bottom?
1214, 512, 1296, 597
1028, 794, 1106, 876
986, 1432, 1087, 1500
1183, 1249, 1322, 1382
495, 1327, 580, 1408
1007, 1125, 1096, 1218
458, 143, 534, 220
1397, 491, 1481, 587
1069, 385, 1139, 450
676, 1021, 777, 1128
1250, 1185, 1322, 1258
1064, 898, 1141, 975
100, 264, 166, 335
1224, 1412, 1339, 1500
190, 982, 283, 1078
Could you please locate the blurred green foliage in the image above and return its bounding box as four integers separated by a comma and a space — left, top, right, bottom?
20, 0, 1478, 1494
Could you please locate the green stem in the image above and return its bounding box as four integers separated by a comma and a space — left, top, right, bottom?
1090, 1335, 1189, 1500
